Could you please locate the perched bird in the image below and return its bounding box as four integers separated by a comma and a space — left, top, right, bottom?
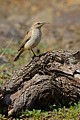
14, 22, 46, 61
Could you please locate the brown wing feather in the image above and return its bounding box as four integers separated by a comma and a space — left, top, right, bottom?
18, 30, 32, 51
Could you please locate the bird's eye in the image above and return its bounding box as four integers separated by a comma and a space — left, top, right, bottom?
37, 23, 40, 25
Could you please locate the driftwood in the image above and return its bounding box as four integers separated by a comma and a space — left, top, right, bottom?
0, 50, 80, 116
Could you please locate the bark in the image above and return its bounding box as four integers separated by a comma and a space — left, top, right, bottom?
0, 50, 80, 116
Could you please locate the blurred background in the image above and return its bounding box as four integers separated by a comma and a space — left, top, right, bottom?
0, 0, 80, 80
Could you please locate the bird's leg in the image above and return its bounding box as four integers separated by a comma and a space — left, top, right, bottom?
31, 49, 36, 58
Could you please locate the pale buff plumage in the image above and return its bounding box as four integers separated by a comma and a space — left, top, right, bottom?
14, 22, 46, 61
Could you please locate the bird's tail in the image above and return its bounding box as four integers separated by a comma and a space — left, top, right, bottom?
14, 49, 23, 61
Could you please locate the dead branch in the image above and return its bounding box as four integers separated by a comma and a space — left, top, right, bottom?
0, 50, 80, 116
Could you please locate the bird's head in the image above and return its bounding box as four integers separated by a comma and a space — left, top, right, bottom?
32, 22, 47, 29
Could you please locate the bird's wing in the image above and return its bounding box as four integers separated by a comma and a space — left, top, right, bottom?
18, 30, 32, 51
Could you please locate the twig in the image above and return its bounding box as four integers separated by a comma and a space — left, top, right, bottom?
0, 37, 14, 57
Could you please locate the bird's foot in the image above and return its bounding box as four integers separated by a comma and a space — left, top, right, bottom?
32, 54, 37, 59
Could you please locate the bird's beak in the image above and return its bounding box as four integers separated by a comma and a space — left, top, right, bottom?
42, 22, 49, 26
40, 23, 45, 26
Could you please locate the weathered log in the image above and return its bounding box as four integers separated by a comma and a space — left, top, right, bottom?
0, 50, 80, 116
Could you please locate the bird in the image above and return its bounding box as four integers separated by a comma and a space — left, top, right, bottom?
14, 22, 46, 61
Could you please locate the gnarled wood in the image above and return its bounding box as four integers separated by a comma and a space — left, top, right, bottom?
0, 50, 80, 116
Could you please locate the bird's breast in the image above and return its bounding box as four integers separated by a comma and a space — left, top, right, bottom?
24, 29, 41, 49
32, 28, 41, 40
31, 28, 41, 47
